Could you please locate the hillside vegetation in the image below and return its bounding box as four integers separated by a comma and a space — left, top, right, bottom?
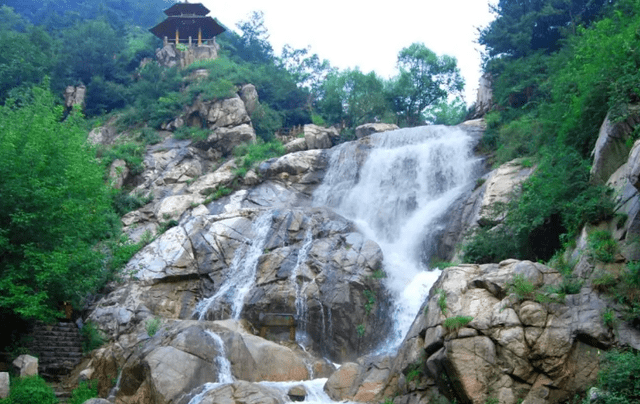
0, 0, 466, 328
464, 0, 639, 264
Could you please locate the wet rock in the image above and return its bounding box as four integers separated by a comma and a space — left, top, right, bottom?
287, 385, 306, 401
355, 123, 399, 139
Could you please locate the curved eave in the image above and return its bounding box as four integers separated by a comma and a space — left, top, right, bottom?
150, 16, 226, 39
164, 3, 210, 16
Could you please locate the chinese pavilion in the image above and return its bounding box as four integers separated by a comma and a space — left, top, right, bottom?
150, 1, 226, 47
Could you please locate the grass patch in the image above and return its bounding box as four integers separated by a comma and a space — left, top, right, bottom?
80, 321, 105, 353
68, 381, 98, 404
145, 317, 161, 337
442, 315, 474, 331
233, 140, 286, 177
588, 230, 618, 263
509, 274, 535, 300
363, 290, 376, 315
437, 289, 447, 315
173, 126, 210, 141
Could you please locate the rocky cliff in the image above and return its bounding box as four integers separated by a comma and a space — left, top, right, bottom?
76, 90, 640, 404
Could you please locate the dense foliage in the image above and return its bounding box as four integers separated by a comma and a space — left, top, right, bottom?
464, 0, 638, 263
0, 83, 119, 321
0, 375, 58, 404
0, 0, 463, 325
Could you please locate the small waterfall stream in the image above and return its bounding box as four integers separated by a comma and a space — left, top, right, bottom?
290, 229, 314, 348
314, 125, 480, 347
193, 212, 273, 320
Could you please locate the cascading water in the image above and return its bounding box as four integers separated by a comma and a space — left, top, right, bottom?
185, 125, 479, 404
314, 125, 480, 347
289, 229, 314, 348
193, 212, 273, 321
187, 330, 234, 404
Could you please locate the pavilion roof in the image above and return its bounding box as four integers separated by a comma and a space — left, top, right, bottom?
164, 3, 210, 16
150, 16, 225, 40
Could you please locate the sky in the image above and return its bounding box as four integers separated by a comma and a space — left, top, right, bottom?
197, 0, 496, 104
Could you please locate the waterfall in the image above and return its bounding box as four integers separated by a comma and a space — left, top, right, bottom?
193, 212, 273, 320
290, 229, 314, 348
187, 330, 234, 404
314, 125, 480, 347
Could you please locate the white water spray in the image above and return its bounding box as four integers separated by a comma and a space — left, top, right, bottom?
193, 212, 273, 320
289, 229, 314, 347
314, 125, 480, 347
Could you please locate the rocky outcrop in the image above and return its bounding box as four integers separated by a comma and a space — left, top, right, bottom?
368, 259, 639, 404
474, 73, 493, 118
590, 107, 640, 185
282, 125, 341, 153
355, 123, 400, 139
239, 84, 259, 116
64, 85, 86, 109
90, 206, 390, 362
433, 158, 533, 262
156, 44, 220, 69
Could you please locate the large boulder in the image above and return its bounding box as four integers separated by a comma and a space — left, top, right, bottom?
375, 260, 640, 404
203, 124, 256, 156
93, 320, 329, 404
12, 355, 38, 377
0, 372, 8, 399
239, 84, 259, 116
303, 124, 339, 149
64, 85, 86, 109
355, 123, 399, 139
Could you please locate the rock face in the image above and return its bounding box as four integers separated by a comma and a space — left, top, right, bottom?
591, 107, 640, 185
433, 157, 533, 262
474, 73, 493, 118
355, 123, 400, 139
374, 260, 637, 404
91, 207, 390, 362
64, 85, 86, 108
155, 44, 220, 69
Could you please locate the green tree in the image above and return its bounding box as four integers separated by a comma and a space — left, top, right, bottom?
0, 6, 56, 103
0, 82, 117, 321
389, 43, 464, 126
318, 68, 390, 127
424, 97, 468, 125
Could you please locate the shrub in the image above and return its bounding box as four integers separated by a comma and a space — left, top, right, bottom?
602, 308, 617, 329
588, 230, 618, 263
204, 186, 233, 204
443, 316, 474, 331
100, 142, 146, 175
591, 350, 640, 404
363, 290, 376, 315
509, 274, 535, 300
437, 289, 447, 315
146, 317, 161, 337
233, 140, 286, 177
81, 321, 105, 353
173, 126, 210, 141
67, 381, 98, 404
113, 191, 153, 217
137, 127, 162, 145
1, 376, 58, 404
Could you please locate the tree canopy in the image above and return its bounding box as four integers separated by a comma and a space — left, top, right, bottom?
0, 83, 117, 321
